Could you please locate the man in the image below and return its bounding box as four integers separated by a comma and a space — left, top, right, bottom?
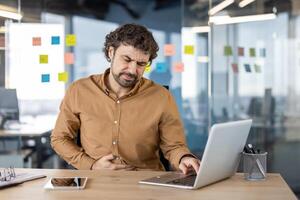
51, 23, 200, 174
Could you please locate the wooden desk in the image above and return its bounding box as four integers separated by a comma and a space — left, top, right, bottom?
0, 169, 297, 200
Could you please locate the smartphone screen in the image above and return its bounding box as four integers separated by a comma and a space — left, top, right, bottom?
44, 177, 88, 190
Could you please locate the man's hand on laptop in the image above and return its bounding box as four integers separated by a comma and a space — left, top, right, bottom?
91, 154, 134, 170
179, 156, 201, 174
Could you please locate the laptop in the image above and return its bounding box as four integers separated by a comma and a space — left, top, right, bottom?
139, 119, 252, 189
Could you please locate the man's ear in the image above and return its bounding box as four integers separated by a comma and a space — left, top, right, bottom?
108, 47, 114, 61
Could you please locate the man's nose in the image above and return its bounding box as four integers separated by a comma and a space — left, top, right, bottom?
128, 61, 138, 74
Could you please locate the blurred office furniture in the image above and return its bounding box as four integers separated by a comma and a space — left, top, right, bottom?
2, 168, 297, 200
0, 88, 19, 129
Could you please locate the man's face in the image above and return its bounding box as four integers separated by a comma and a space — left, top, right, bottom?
108, 44, 150, 88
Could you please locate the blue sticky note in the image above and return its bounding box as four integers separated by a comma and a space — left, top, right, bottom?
51, 36, 60, 45
244, 64, 251, 72
41, 74, 50, 82
156, 62, 167, 73
260, 48, 266, 57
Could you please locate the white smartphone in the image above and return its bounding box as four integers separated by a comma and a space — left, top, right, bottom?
44, 177, 88, 190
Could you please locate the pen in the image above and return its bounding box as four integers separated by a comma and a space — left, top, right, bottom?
244, 144, 266, 178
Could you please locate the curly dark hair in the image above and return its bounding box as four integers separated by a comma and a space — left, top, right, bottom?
103, 23, 159, 63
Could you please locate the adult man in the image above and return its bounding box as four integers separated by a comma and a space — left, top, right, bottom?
51, 23, 200, 174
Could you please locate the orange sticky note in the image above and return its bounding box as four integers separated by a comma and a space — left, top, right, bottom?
66, 34, 76, 46
64, 52, 74, 64
164, 44, 176, 56
58, 72, 68, 82
184, 45, 194, 55
173, 62, 184, 72
32, 37, 41, 46
39, 55, 48, 64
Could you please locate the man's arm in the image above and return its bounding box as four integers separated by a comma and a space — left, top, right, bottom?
51, 83, 96, 170
159, 90, 200, 172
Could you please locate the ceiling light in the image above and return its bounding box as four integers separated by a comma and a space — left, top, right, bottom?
191, 26, 210, 33
209, 13, 276, 25
0, 10, 22, 20
209, 0, 235, 16
239, 0, 256, 8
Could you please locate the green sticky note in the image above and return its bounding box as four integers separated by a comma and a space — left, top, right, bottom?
39, 55, 48, 64
224, 46, 233, 56
58, 72, 68, 82
249, 48, 256, 57
184, 45, 194, 55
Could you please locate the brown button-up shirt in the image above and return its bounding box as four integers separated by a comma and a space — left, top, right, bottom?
51, 68, 192, 171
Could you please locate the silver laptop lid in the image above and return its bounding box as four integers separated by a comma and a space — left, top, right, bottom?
194, 119, 252, 188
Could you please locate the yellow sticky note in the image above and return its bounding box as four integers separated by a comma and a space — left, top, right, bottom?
66, 34, 76, 46
145, 65, 151, 73
58, 72, 68, 82
184, 45, 194, 55
64, 52, 74, 64
39, 55, 48, 64
164, 44, 176, 56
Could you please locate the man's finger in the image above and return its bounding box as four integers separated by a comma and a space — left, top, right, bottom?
102, 154, 115, 161
190, 159, 200, 173
179, 163, 188, 174
110, 164, 130, 170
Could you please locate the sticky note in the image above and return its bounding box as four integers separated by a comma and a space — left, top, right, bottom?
64, 52, 74, 64
39, 55, 48, 64
32, 37, 41, 46
249, 48, 256, 57
260, 48, 266, 57
173, 62, 184, 72
0, 36, 4, 47
156, 62, 167, 73
231, 63, 239, 73
224, 46, 232, 56
238, 47, 244, 56
164, 44, 176, 56
145, 65, 151, 73
58, 72, 68, 82
41, 74, 50, 83
184, 45, 194, 55
51, 36, 60, 45
66, 34, 76, 46
254, 64, 261, 73
244, 64, 251, 72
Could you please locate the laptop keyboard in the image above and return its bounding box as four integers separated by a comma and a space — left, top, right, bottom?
166, 174, 196, 186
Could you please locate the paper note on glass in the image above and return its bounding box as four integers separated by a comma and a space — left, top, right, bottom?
51, 36, 60, 45
244, 64, 251, 72
184, 45, 194, 55
164, 44, 176, 56
66, 34, 76, 46
58, 72, 68, 82
254, 64, 261, 73
238, 47, 244, 56
259, 48, 266, 57
32, 37, 41, 46
231, 63, 239, 73
156, 62, 167, 73
224, 46, 233, 56
173, 62, 184, 72
145, 65, 151, 73
64, 52, 74, 64
39, 55, 48, 64
249, 48, 256, 57
41, 74, 50, 83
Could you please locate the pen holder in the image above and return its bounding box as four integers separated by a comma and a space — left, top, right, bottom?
243, 152, 267, 181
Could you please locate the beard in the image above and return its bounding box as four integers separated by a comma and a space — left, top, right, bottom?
112, 71, 138, 88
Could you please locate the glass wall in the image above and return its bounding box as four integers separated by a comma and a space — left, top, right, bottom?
183, 0, 300, 194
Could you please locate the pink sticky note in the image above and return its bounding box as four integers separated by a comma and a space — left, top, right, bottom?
231, 63, 239, 73
64, 52, 74, 64
164, 44, 176, 56
173, 62, 184, 72
32, 37, 41, 46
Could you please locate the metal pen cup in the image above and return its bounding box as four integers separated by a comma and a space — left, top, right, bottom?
243, 152, 267, 181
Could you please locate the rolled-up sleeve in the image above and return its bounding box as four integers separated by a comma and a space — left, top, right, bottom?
51, 83, 96, 170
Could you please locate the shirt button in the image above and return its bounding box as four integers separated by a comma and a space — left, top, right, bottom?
112, 140, 117, 145
116, 100, 120, 104
114, 120, 117, 124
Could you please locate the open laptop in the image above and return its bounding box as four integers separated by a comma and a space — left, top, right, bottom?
139, 119, 252, 189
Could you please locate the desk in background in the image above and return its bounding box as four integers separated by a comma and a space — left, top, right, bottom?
0, 169, 297, 200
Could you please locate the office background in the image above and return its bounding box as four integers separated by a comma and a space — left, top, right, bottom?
0, 0, 299, 198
